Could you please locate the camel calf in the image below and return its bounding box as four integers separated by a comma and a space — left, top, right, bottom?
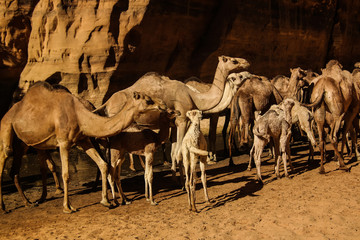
104, 109, 179, 206
249, 98, 295, 183
177, 110, 210, 212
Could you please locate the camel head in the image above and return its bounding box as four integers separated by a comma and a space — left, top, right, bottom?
218, 55, 250, 72
131, 91, 168, 123
354, 62, 360, 69
281, 98, 296, 113
227, 71, 252, 90
186, 109, 202, 123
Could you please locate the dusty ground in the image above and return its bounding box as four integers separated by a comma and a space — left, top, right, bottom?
1, 121, 360, 239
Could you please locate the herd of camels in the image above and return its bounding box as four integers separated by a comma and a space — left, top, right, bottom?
1, 55, 360, 213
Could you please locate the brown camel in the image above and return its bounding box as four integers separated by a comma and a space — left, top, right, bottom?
0, 81, 166, 213
102, 109, 180, 206
227, 74, 283, 165
94, 55, 250, 176
185, 71, 252, 161
305, 60, 358, 173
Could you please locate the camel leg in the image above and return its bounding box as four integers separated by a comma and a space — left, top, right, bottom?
10, 139, 35, 208
182, 151, 192, 210
44, 153, 63, 194
58, 144, 77, 213
189, 154, 198, 212
171, 121, 187, 183
129, 154, 136, 171
253, 137, 266, 184
280, 129, 292, 178
273, 139, 281, 179
144, 152, 157, 205
208, 114, 219, 162
114, 158, 131, 205
248, 144, 255, 171
228, 124, 235, 167
222, 110, 230, 155
317, 124, 326, 174
0, 121, 14, 212
77, 139, 111, 208
199, 157, 209, 203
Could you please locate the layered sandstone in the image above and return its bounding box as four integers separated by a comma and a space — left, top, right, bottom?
1, 0, 360, 114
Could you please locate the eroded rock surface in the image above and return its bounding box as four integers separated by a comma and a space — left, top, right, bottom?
1, 0, 360, 113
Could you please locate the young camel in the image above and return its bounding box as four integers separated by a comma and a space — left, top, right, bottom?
177, 110, 210, 212
102, 109, 180, 206
0, 81, 166, 213
249, 98, 295, 183
247, 98, 316, 171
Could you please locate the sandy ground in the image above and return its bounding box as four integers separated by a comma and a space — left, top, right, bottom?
1, 123, 360, 239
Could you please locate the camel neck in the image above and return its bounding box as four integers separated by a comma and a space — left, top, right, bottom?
78, 100, 137, 138
190, 64, 228, 111
288, 72, 300, 97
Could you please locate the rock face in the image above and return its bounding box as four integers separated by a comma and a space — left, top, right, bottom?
1, 0, 360, 115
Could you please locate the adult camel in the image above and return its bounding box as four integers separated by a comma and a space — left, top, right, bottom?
0, 81, 166, 213
227, 74, 283, 165
185, 71, 252, 161
305, 60, 358, 173
95, 55, 250, 175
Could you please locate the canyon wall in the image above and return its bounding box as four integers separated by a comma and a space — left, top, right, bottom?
1, 0, 360, 116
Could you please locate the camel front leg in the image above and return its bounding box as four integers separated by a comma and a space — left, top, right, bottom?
10, 139, 35, 208
189, 155, 198, 212
182, 151, 191, 211
199, 157, 209, 203
208, 114, 219, 161
59, 143, 77, 213
171, 121, 187, 183
114, 158, 131, 205
144, 152, 157, 205
77, 139, 111, 208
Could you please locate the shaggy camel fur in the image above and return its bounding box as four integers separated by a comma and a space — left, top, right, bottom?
227, 74, 283, 165
177, 110, 210, 212
306, 60, 358, 173
93, 56, 250, 178
249, 98, 295, 183
185, 71, 253, 161
0, 82, 166, 213
102, 109, 180, 206
248, 99, 316, 171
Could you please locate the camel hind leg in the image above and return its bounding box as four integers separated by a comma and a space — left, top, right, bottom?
199, 156, 209, 203
144, 152, 157, 205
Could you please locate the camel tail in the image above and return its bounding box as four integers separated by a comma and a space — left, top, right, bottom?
301, 91, 324, 109
189, 146, 209, 156
253, 125, 270, 142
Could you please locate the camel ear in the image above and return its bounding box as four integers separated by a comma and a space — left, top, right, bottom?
133, 91, 141, 100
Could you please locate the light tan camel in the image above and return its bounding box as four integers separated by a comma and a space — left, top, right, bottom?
101, 109, 180, 206
227, 74, 283, 165
271, 67, 307, 101
305, 60, 358, 173
94, 56, 250, 177
0, 81, 166, 213
185, 71, 253, 161
249, 98, 295, 183
177, 110, 210, 212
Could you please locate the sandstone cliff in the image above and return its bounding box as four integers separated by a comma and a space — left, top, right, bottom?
1, 0, 360, 116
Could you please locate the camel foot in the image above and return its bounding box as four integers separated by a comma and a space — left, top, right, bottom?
163, 161, 171, 167
1, 209, 10, 214
54, 188, 64, 195
121, 200, 132, 205
228, 159, 236, 167
190, 207, 198, 213
100, 199, 112, 208
247, 166, 252, 171
150, 201, 158, 206
319, 168, 326, 174
338, 166, 350, 172
63, 207, 77, 214
25, 201, 39, 208
207, 159, 217, 165
129, 166, 136, 172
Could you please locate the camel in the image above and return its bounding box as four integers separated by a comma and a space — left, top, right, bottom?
94, 55, 250, 177
185, 71, 253, 161
227, 74, 283, 165
305, 60, 359, 173
177, 110, 210, 212
101, 109, 180, 206
271, 67, 308, 102
0, 81, 167, 213
249, 98, 295, 183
